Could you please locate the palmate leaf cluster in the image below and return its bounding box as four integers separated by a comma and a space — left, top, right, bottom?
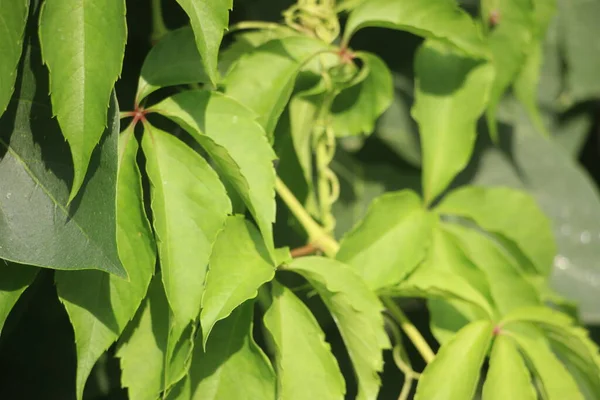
0, 0, 599, 399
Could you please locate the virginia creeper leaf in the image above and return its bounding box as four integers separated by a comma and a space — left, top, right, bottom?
436, 186, 556, 276
415, 320, 493, 400
200, 215, 275, 344
413, 39, 494, 204
137, 27, 210, 103
0, 44, 125, 276
176, 0, 232, 86
336, 190, 434, 291
330, 52, 393, 137
142, 125, 231, 324
263, 282, 345, 400
190, 301, 276, 400
506, 324, 584, 400
285, 256, 390, 400
55, 123, 155, 400
224, 36, 330, 137
39, 0, 126, 199
0, 0, 29, 118
482, 0, 534, 141
151, 91, 276, 258
343, 0, 489, 58
0, 261, 38, 335
482, 335, 536, 400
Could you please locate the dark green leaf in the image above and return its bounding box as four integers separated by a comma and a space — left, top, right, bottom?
285, 256, 390, 400
0, 0, 28, 118
336, 190, 434, 291
142, 125, 231, 324
343, 0, 489, 58
150, 91, 276, 258
200, 215, 275, 344
436, 186, 556, 277
39, 0, 126, 199
330, 52, 393, 137
137, 27, 210, 103
415, 320, 493, 400
413, 39, 494, 204
0, 260, 37, 335
224, 36, 330, 137
263, 282, 345, 400
55, 123, 155, 400
176, 0, 232, 86
483, 335, 536, 400
0, 45, 125, 276
190, 301, 276, 400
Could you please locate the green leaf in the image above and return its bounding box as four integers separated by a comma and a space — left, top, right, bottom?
176, 0, 232, 86
413, 39, 494, 204
415, 320, 493, 400
0, 261, 38, 335
142, 125, 231, 324
513, 44, 549, 136
336, 190, 434, 291
190, 301, 276, 400
482, 335, 536, 400
39, 0, 126, 199
442, 223, 542, 315
506, 324, 583, 400
200, 215, 275, 344
224, 36, 330, 137
436, 186, 556, 276
285, 256, 390, 400
150, 91, 276, 258
137, 27, 210, 103
0, 0, 29, 118
0, 44, 126, 276
560, 0, 600, 101
263, 282, 345, 400
330, 52, 393, 137
343, 0, 489, 58
55, 123, 155, 400
482, 0, 534, 141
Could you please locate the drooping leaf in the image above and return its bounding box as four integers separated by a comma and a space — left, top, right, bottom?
415, 320, 493, 400
150, 91, 276, 258
0, 43, 125, 276
190, 301, 276, 400
263, 282, 345, 400
285, 256, 390, 400
482, 0, 534, 141
413, 39, 494, 204
200, 215, 275, 344
55, 123, 155, 400
0, 260, 38, 335
330, 52, 393, 137
336, 190, 434, 291
224, 36, 330, 137
506, 324, 583, 400
137, 27, 210, 103
560, 0, 600, 101
343, 0, 489, 58
175, 0, 232, 86
442, 223, 542, 314
0, 0, 29, 118
142, 125, 231, 324
437, 186, 556, 277
482, 335, 536, 400
38, 0, 126, 199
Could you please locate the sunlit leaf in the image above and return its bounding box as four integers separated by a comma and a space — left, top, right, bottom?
0, 261, 38, 335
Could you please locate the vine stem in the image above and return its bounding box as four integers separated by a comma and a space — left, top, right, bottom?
382, 297, 435, 364
151, 0, 168, 44
275, 177, 339, 257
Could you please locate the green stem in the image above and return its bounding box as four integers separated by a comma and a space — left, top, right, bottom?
151, 0, 168, 44
275, 176, 339, 257
228, 21, 291, 34
382, 297, 435, 364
